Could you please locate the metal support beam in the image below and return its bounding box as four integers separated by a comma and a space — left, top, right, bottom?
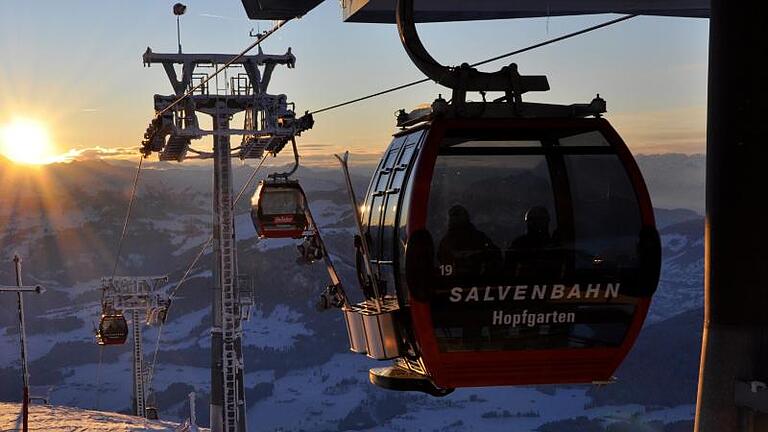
695, 1, 768, 430
209, 103, 247, 432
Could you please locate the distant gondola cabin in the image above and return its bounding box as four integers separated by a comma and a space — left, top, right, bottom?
251, 180, 309, 239
96, 313, 128, 346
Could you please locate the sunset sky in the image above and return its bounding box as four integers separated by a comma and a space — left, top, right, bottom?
0, 0, 708, 165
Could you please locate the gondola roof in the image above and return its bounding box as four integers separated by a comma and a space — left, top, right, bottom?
241, 0, 709, 21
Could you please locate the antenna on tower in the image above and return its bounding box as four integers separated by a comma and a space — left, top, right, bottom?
173, 3, 187, 54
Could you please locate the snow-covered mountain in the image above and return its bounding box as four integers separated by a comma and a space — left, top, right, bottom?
0, 155, 705, 431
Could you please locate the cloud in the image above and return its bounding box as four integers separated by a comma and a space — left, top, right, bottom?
57, 146, 139, 162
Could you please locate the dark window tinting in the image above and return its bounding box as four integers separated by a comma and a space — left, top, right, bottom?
422, 132, 639, 353
381, 193, 399, 261
427, 154, 557, 282
564, 154, 642, 272
367, 194, 384, 256
558, 130, 611, 147
375, 172, 391, 192
382, 147, 400, 170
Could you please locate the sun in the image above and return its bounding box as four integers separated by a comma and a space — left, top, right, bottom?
0, 118, 58, 165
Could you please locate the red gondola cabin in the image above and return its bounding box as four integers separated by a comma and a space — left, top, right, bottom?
96, 313, 129, 346
251, 180, 309, 239
355, 115, 661, 391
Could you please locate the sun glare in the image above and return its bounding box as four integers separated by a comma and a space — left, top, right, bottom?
0, 118, 58, 165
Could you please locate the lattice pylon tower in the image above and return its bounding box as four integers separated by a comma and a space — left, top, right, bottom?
141, 47, 312, 432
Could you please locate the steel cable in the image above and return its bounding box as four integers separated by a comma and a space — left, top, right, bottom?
309, 14, 637, 115
96, 153, 144, 410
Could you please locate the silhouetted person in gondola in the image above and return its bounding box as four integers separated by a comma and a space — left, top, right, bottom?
438, 204, 502, 281
507, 206, 563, 279
511, 206, 552, 249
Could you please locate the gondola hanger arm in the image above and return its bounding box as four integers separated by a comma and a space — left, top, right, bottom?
268, 137, 300, 179
395, 0, 549, 102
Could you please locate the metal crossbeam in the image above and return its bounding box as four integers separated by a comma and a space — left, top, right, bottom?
0, 285, 45, 293
142, 52, 311, 164
102, 276, 168, 312
143, 49, 296, 69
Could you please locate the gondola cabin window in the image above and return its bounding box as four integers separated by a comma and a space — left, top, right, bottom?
260, 189, 305, 216
422, 127, 642, 353
564, 154, 642, 274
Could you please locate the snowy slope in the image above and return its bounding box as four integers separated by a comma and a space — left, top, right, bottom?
0, 402, 207, 432
647, 217, 704, 323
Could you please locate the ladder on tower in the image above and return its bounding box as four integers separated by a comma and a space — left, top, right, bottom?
132, 309, 146, 417
215, 116, 245, 432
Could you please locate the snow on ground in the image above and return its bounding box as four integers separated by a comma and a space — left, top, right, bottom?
143, 308, 210, 351
0, 402, 207, 432
661, 234, 689, 253
138, 212, 210, 257
243, 305, 313, 349
171, 233, 212, 257
54, 350, 210, 415
54, 352, 136, 411
235, 213, 259, 243
245, 352, 694, 432
305, 200, 346, 228
0, 297, 104, 370
0, 303, 96, 366
0, 207, 96, 233
57, 278, 102, 299
389, 396, 696, 432
146, 364, 212, 395
247, 353, 373, 431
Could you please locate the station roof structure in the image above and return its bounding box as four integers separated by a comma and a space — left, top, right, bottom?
241, 0, 709, 21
